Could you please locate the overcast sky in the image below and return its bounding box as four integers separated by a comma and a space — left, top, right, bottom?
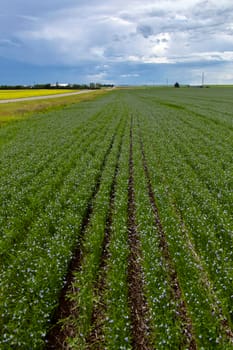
1, 0, 233, 85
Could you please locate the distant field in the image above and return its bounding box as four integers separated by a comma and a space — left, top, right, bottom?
0, 89, 78, 100
0, 89, 107, 126
0, 87, 233, 349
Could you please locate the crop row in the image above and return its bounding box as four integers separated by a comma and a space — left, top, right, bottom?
127, 89, 233, 348
0, 88, 232, 349
0, 94, 123, 347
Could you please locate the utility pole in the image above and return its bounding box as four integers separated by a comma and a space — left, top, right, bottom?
202, 72, 205, 87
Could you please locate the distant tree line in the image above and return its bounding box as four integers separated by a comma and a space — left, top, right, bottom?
0, 83, 114, 90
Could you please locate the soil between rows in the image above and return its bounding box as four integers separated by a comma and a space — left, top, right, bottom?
127, 119, 152, 350
45, 133, 117, 348
86, 133, 124, 348
46, 118, 198, 349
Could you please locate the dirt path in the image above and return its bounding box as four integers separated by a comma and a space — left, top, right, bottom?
0, 90, 93, 104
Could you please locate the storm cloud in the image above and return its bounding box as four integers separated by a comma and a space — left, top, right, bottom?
1, 0, 233, 84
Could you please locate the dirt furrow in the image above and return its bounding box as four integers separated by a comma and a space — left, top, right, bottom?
127, 119, 152, 350
45, 132, 117, 349
139, 137, 197, 350
86, 134, 124, 349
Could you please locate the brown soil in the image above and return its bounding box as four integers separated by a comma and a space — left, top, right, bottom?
45, 133, 116, 349
86, 134, 123, 349
127, 119, 153, 350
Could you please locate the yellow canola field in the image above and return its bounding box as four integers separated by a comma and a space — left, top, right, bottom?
0, 89, 107, 126
0, 89, 78, 100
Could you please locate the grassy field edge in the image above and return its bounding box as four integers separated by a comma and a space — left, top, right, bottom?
0, 89, 110, 126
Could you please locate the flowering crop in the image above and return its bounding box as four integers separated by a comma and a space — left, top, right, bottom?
0, 87, 233, 349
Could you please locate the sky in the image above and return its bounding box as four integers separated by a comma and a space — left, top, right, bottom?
0, 0, 233, 85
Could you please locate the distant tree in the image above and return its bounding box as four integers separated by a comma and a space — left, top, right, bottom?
174, 82, 180, 88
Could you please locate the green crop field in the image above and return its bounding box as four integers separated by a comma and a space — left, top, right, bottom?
0, 87, 233, 349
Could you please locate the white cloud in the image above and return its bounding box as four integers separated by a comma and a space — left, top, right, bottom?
86, 71, 113, 84
1, 0, 233, 83
120, 73, 139, 78
24, 1, 233, 64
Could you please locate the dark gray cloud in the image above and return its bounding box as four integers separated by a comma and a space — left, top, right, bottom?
137, 24, 154, 38
1, 0, 233, 84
